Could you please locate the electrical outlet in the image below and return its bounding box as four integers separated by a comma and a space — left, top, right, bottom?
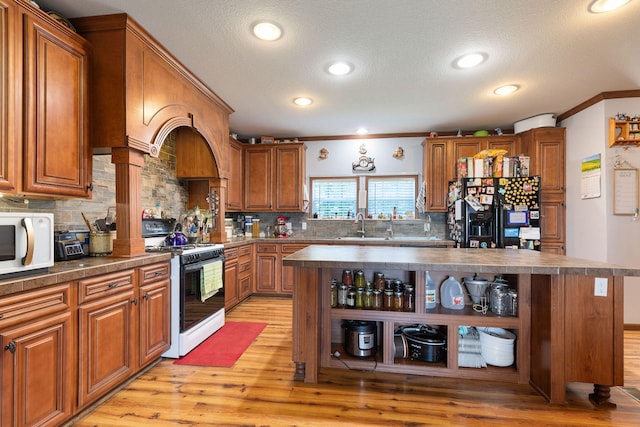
594, 277, 608, 297
301, 222, 307, 230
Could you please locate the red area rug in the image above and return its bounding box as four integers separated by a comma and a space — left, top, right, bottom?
173, 321, 267, 367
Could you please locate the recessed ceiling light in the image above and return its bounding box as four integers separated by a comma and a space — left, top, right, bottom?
494, 85, 520, 96
589, 0, 631, 13
454, 52, 487, 69
293, 97, 313, 106
327, 62, 353, 76
252, 21, 283, 41
356, 128, 368, 135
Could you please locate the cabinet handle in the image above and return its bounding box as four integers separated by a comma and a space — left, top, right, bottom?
143, 293, 149, 301
154, 271, 163, 277
4, 341, 16, 354
108, 283, 119, 288
87, 183, 94, 191
131, 297, 138, 305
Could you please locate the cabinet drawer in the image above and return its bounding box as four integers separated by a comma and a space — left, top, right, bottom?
0, 284, 71, 328
225, 247, 239, 259
79, 270, 136, 304
238, 245, 252, 257
282, 244, 307, 254
257, 243, 278, 253
139, 262, 170, 284
239, 260, 252, 273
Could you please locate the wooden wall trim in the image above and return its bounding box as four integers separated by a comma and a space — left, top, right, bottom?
557, 90, 640, 122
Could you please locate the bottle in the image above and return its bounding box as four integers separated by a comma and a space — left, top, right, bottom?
252, 218, 260, 238
440, 276, 465, 310
425, 271, 437, 309
154, 203, 162, 219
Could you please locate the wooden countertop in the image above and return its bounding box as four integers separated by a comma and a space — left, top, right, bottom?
0, 252, 171, 297
282, 245, 640, 277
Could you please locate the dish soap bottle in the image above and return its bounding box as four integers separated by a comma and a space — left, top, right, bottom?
425, 271, 437, 309
441, 276, 465, 310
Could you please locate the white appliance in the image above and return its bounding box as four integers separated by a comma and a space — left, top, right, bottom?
0, 212, 54, 278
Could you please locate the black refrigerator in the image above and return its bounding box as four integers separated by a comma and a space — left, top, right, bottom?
447, 176, 541, 250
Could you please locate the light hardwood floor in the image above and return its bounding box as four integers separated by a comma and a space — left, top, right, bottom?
72, 297, 640, 426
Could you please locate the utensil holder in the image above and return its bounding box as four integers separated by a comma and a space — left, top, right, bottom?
89, 231, 115, 256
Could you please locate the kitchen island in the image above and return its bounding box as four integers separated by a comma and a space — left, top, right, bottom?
282, 245, 640, 407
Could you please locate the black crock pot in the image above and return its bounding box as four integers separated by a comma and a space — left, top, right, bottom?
401, 325, 446, 363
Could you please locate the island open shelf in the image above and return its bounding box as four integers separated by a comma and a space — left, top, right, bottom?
283, 245, 640, 407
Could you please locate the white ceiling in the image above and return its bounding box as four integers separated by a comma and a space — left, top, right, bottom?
36, 0, 640, 139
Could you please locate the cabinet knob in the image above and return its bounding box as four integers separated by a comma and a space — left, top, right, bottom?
131, 297, 138, 305
4, 341, 16, 354
143, 293, 149, 301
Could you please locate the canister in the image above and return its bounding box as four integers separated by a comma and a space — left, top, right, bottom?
89, 231, 115, 256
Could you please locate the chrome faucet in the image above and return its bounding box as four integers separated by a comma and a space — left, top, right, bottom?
354, 211, 366, 237
386, 218, 394, 239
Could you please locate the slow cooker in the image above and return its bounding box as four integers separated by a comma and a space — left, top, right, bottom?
343, 320, 377, 358
401, 325, 446, 363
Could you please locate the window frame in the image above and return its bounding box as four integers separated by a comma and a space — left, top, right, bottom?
309, 176, 360, 219
364, 174, 419, 219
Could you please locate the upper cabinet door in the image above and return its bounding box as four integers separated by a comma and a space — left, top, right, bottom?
244, 146, 272, 210
274, 144, 305, 211
20, 8, 91, 197
0, 1, 17, 192
226, 138, 243, 211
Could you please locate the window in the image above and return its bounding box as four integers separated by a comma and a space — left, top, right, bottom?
366, 176, 417, 219
310, 175, 418, 219
310, 178, 358, 218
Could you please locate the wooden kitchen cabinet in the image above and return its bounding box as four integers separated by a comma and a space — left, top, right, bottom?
520, 127, 566, 254
138, 263, 171, 366
0, 0, 18, 193
256, 243, 281, 294
422, 136, 518, 212
19, 1, 91, 198
237, 244, 254, 300
281, 243, 308, 293
224, 248, 240, 309
226, 138, 244, 211
77, 270, 137, 408
244, 143, 307, 212
0, 0, 91, 197
225, 244, 254, 310
0, 283, 74, 427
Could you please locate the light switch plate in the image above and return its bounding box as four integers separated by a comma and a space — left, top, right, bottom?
301, 222, 307, 230
594, 277, 608, 297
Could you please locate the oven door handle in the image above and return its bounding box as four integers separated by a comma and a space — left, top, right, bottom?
182, 256, 226, 273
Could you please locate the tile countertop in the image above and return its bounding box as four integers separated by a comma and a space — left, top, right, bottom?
0, 252, 172, 297
223, 236, 454, 249
282, 245, 640, 277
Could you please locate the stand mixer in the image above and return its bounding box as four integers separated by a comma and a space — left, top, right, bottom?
274, 216, 289, 238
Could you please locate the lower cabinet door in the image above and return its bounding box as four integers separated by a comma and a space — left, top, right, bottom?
139, 279, 171, 366
1, 312, 73, 427
78, 292, 136, 408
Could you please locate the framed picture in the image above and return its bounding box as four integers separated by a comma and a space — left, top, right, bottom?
260, 136, 274, 144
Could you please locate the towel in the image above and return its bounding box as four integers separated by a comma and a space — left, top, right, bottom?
201, 260, 223, 302
416, 180, 426, 213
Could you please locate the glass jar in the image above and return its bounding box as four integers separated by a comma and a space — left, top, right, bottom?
330, 280, 338, 308
354, 270, 366, 289
338, 284, 348, 307
342, 270, 353, 287
383, 289, 394, 310
374, 272, 385, 291
403, 284, 415, 312
364, 289, 373, 309
372, 289, 382, 310
252, 219, 260, 238
355, 288, 364, 308
346, 288, 356, 308
393, 290, 404, 311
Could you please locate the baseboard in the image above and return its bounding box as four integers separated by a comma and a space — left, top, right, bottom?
624, 324, 640, 331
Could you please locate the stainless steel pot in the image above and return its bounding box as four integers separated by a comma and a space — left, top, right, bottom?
401, 325, 446, 363
343, 320, 377, 358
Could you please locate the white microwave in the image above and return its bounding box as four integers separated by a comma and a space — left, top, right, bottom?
0, 213, 54, 278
